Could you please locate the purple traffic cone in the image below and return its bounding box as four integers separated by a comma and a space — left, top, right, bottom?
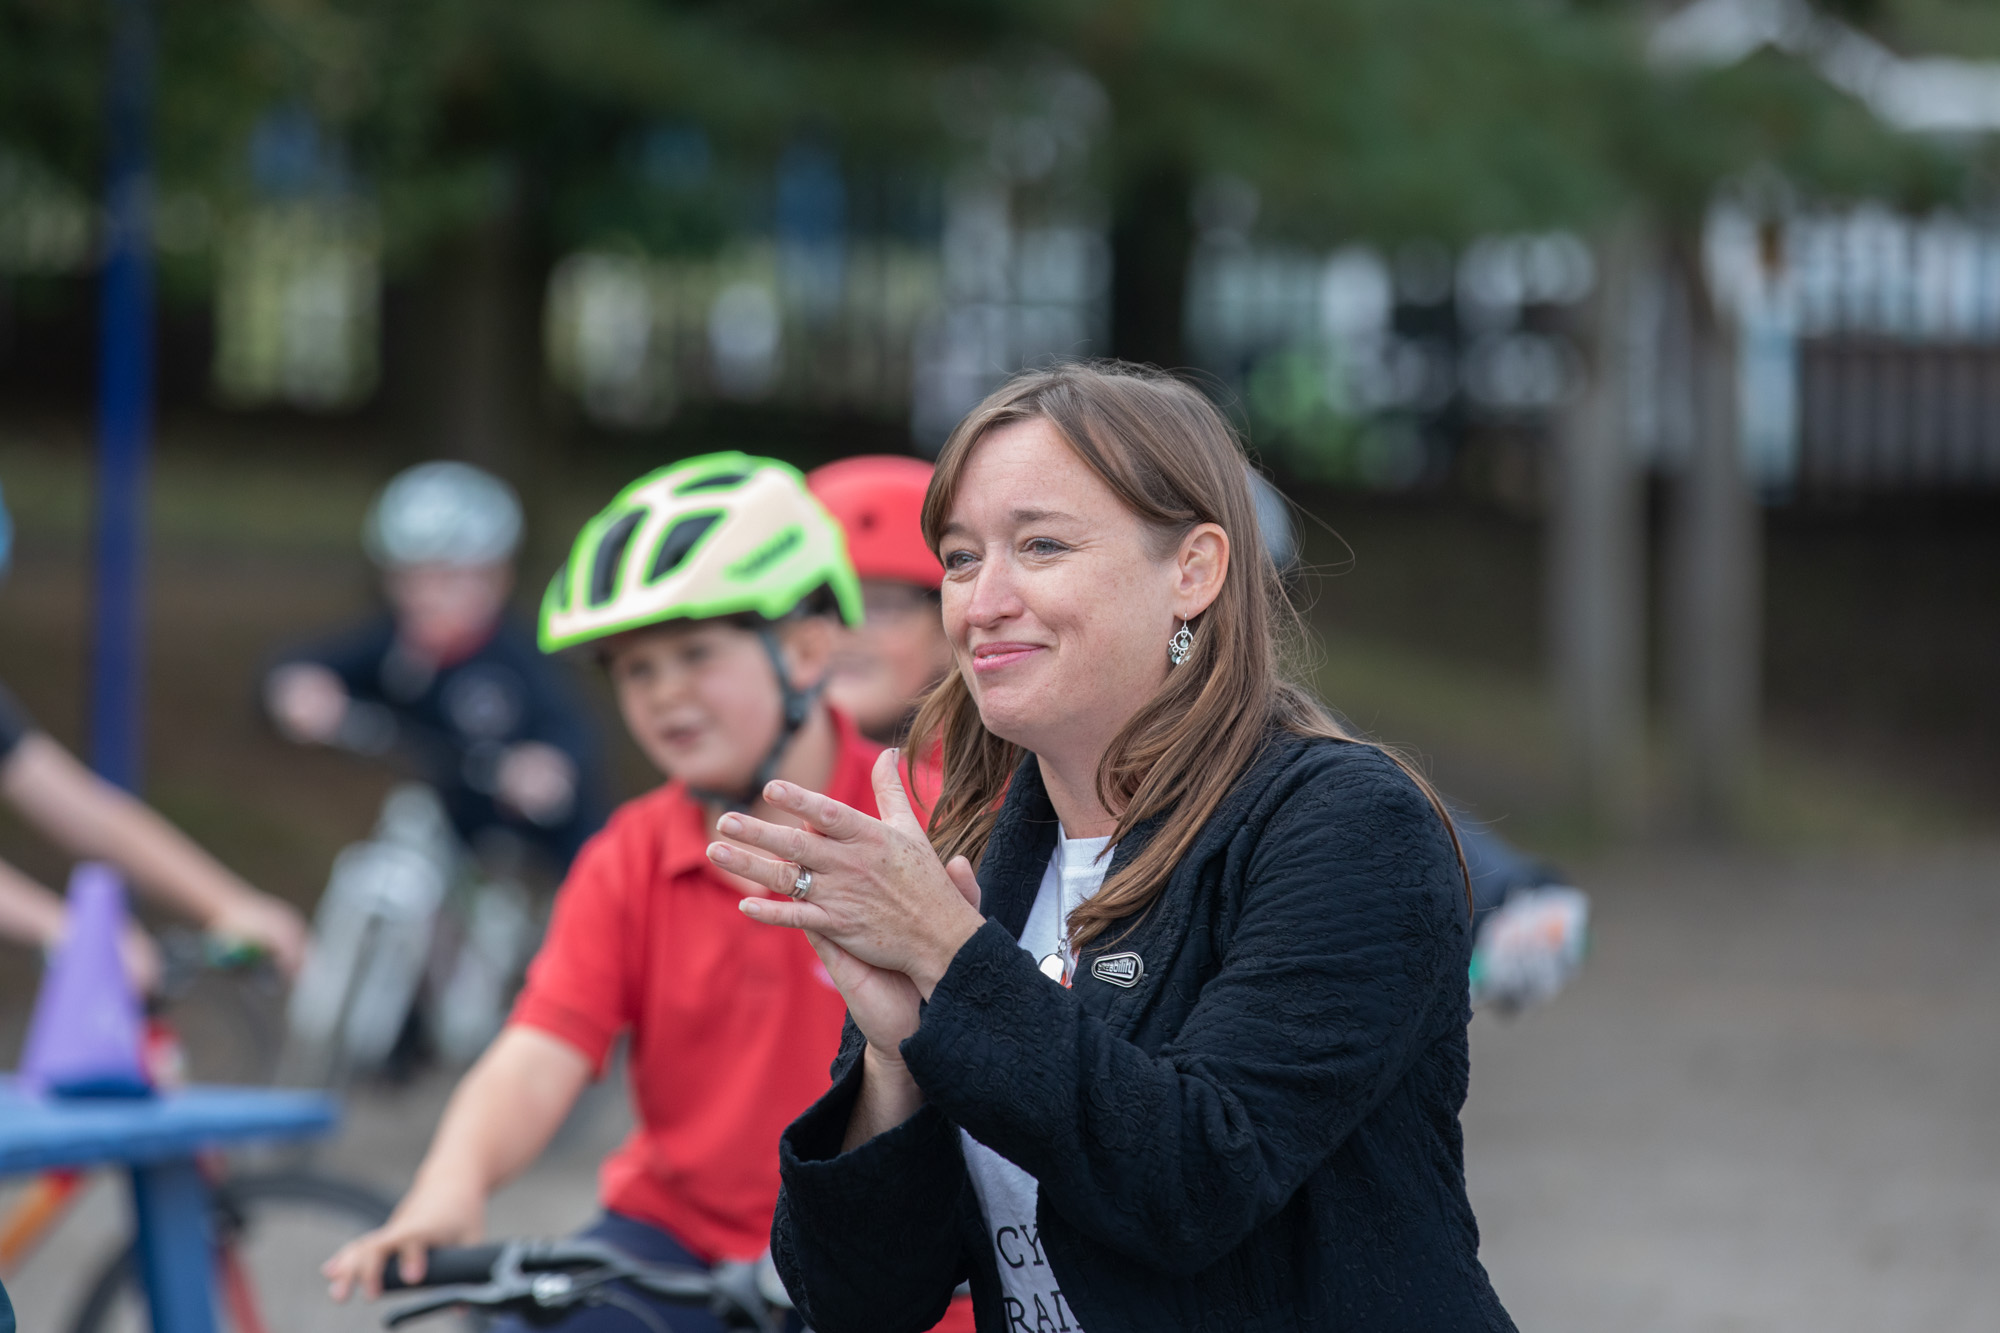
18, 863, 151, 1098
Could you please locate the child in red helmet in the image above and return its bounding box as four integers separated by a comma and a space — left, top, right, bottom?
805, 455, 971, 1333
807, 457, 952, 746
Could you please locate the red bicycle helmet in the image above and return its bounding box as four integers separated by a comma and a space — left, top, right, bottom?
806, 455, 941, 590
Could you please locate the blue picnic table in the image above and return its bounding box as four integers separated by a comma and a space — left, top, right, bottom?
0, 1078, 338, 1332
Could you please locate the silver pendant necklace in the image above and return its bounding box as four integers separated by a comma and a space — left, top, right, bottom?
1039, 857, 1079, 986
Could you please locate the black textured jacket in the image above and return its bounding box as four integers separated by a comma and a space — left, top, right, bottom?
773, 733, 1516, 1332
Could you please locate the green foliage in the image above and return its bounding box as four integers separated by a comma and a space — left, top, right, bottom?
0, 1, 111, 187
245, 0, 973, 254
1869, 0, 2000, 59
1, 0, 1995, 258
1240, 346, 1432, 490
1056, 0, 1642, 240
1055, 0, 1965, 241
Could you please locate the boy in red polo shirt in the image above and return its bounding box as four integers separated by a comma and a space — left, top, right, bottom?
324, 453, 875, 1332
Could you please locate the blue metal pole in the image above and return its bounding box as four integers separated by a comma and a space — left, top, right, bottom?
128, 1158, 221, 1333
90, 0, 155, 791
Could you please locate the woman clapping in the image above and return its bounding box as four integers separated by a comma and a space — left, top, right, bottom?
711, 362, 1516, 1332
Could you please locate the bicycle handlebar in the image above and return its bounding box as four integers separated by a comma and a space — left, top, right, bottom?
379, 1244, 505, 1291
376, 1237, 786, 1332
147, 928, 280, 1013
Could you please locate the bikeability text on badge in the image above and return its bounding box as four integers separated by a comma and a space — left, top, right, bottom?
1091, 952, 1144, 988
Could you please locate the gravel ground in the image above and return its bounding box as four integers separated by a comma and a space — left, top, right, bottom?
1465, 842, 2000, 1332
4, 840, 1997, 1330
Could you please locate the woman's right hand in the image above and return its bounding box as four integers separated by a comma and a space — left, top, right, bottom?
322, 1174, 486, 1303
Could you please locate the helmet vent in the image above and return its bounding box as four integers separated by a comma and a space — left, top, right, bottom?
590, 511, 645, 606
727, 524, 803, 579
674, 472, 747, 495
649, 512, 721, 583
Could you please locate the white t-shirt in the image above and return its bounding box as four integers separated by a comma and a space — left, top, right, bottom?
959, 828, 1113, 1333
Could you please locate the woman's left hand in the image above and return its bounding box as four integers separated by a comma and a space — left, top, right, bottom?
709, 750, 986, 996
802, 930, 923, 1050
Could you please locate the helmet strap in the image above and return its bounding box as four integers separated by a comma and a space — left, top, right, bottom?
690, 625, 820, 813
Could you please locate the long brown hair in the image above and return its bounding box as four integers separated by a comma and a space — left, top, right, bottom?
906, 361, 1468, 951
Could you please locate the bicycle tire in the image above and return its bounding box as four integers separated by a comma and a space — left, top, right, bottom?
66, 1169, 397, 1333
171, 968, 290, 1087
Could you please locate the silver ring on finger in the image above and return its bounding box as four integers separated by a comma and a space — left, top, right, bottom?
788, 867, 814, 901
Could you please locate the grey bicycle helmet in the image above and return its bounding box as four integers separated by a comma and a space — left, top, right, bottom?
365, 462, 523, 568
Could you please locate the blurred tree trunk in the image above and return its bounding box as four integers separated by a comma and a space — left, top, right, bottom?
1668, 251, 1761, 835
1547, 220, 1650, 833
424, 190, 544, 476
1108, 162, 1193, 371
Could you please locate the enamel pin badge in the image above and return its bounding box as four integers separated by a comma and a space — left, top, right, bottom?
1090, 952, 1145, 988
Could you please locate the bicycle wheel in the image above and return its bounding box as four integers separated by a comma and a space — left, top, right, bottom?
66, 1170, 397, 1333
171, 968, 290, 1087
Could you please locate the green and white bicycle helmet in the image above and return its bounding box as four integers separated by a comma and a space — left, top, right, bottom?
541, 452, 862, 650
540, 452, 864, 805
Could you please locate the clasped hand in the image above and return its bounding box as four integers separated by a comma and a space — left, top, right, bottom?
707, 750, 985, 1049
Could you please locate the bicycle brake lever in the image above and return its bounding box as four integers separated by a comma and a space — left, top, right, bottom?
705, 1262, 781, 1333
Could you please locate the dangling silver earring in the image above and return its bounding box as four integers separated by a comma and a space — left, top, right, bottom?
1167, 618, 1194, 667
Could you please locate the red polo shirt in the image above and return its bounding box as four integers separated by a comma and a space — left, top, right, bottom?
508, 712, 879, 1262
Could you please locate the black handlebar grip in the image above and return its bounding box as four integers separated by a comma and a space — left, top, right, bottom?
380, 1244, 506, 1291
